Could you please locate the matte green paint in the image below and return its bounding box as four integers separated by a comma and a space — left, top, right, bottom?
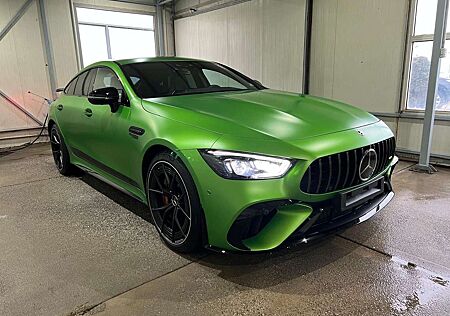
243, 203, 313, 251
49, 57, 395, 252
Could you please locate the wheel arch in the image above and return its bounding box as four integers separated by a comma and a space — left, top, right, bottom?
140, 139, 193, 190
141, 140, 209, 248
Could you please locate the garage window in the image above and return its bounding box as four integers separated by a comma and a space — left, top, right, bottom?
405, 0, 450, 111
75, 7, 156, 67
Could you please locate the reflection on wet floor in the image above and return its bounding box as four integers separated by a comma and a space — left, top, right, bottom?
390, 256, 449, 314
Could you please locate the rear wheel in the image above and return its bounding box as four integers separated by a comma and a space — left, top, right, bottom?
146, 152, 203, 252
50, 125, 76, 175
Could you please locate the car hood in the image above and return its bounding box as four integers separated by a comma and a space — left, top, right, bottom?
142, 89, 379, 141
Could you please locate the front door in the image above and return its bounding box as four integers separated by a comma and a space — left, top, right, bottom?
83, 67, 138, 188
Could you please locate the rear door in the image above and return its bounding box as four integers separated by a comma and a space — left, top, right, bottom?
55, 70, 91, 152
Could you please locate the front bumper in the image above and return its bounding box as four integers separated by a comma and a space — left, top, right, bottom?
178, 123, 397, 252
287, 179, 395, 246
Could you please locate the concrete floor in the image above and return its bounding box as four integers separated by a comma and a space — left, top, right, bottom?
0, 143, 449, 316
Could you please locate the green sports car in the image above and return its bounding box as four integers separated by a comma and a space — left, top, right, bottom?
49, 57, 398, 252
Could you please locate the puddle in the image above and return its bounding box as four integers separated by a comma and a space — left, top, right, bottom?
390, 256, 449, 313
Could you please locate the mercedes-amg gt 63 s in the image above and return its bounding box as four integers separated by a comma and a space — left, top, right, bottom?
49, 57, 398, 252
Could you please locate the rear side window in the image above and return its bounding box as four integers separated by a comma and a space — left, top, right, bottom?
83, 69, 97, 96
64, 77, 78, 95
74, 71, 89, 96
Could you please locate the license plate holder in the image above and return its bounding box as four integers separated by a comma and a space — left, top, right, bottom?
338, 178, 385, 213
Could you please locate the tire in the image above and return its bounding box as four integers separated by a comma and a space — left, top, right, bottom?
50, 125, 76, 176
146, 152, 203, 253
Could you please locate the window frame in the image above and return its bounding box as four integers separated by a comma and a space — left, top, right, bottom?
63, 66, 129, 106
72, 4, 157, 68
63, 69, 91, 96
73, 70, 89, 96
64, 77, 78, 95
401, 0, 450, 114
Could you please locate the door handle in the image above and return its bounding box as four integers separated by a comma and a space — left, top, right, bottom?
57, 104, 63, 111
84, 108, 93, 117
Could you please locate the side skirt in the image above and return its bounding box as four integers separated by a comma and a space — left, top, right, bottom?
71, 147, 146, 204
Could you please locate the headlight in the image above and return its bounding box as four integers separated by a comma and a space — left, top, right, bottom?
199, 150, 294, 179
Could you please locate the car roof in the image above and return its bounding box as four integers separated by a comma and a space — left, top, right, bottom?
87, 57, 206, 68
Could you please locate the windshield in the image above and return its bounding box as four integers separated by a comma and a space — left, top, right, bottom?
121, 61, 260, 98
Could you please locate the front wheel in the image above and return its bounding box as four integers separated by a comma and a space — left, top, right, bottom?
146, 152, 203, 253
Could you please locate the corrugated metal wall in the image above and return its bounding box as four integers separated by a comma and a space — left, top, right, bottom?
310, 0, 450, 158
174, 0, 306, 93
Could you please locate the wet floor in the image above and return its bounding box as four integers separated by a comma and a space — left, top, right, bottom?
0, 144, 449, 315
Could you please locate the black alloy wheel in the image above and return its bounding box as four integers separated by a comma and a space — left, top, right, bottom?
50, 126, 64, 171
50, 125, 75, 175
146, 152, 203, 252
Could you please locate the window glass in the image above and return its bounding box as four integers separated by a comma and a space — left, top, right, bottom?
414, 0, 450, 36
83, 69, 97, 96
92, 67, 127, 103
76, 7, 155, 67
93, 68, 123, 91
65, 77, 78, 95
109, 27, 155, 60
203, 69, 247, 89
407, 40, 450, 111
414, 0, 438, 35
122, 61, 258, 98
74, 71, 89, 96
76, 7, 153, 29
78, 24, 109, 67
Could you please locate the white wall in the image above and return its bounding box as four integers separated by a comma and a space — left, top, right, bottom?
310, 0, 450, 158
0, 0, 157, 145
0, 0, 52, 131
174, 0, 306, 93
310, 0, 408, 114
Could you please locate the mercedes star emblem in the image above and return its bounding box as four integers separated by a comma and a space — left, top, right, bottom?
359, 149, 378, 181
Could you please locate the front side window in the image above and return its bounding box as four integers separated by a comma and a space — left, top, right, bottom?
405, 0, 450, 111
92, 67, 127, 103
93, 68, 123, 90
122, 61, 259, 98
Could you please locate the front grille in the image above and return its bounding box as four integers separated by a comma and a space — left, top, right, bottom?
300, 137, 395, 194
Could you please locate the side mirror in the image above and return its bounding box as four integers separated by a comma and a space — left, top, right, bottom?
88, 87, 120, 113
